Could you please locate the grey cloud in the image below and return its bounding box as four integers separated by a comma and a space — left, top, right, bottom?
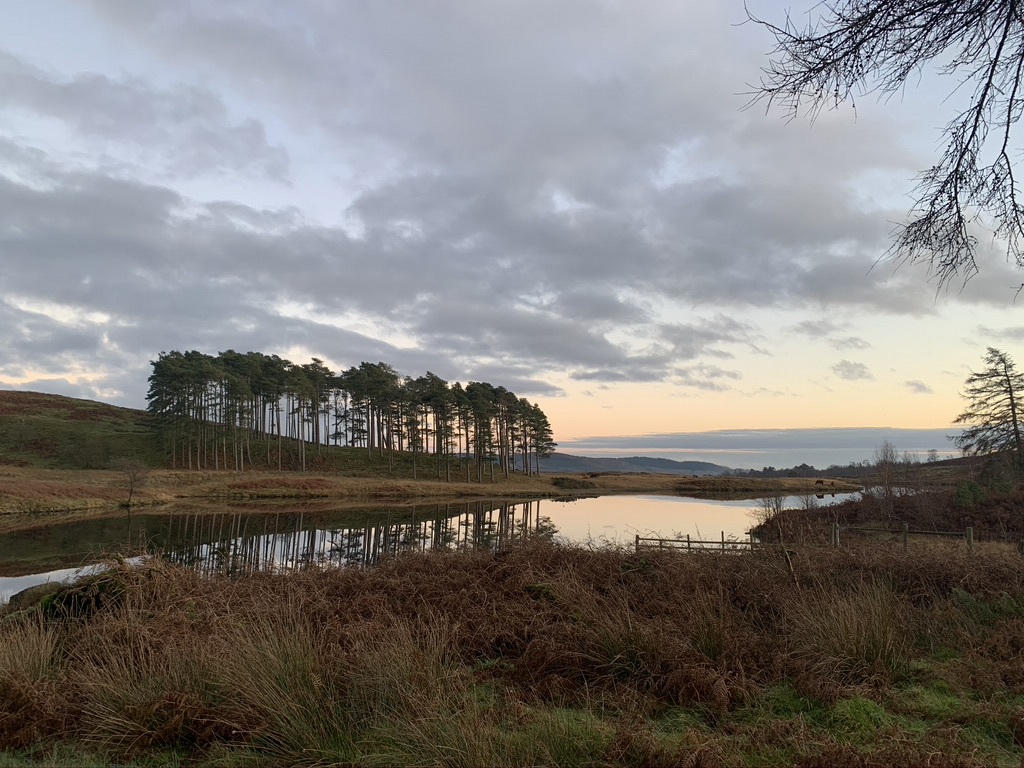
830, 336, 871, 350
570, 361, 739, 389
656, 316, 755, 360
975, 324, 1024, 342
0, 133, 944, 410
460, 365, 565, 398
70, 0, 1018, 317
564, 428, 959, 452
624, 176, 937, 313
541, 290, 650, 325
0, 298, 145, 406
558, 427, 961, 469
411, 301, 637, 368
0, 51, 288, 180
0, 301, 99, 354
571, 367, 668, 384
342, 162, 940, 324
744, 386, 791, 398
81, 2, 737, 178
831, 360, 873, 381
675, 364, 742, 391
904, 380, 935, 395
791, 319, 846, 338
0, 149, 664, 398
731, 110, 922, 181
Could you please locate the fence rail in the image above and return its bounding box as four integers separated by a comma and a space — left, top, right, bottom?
635, 524, 977, 555
833, 522, 974, 552
635, 532, 757, 553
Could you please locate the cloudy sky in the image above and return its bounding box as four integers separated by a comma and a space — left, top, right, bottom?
1, 1, 1021, 466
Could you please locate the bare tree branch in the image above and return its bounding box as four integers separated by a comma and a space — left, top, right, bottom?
747, 0, 1024, 286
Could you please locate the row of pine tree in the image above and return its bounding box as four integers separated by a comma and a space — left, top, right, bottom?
145, 350, 556, 481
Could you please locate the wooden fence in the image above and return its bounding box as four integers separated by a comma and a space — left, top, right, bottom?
634, 532, 757, 553
635, 523, 977, 555
834, 522, 974, 553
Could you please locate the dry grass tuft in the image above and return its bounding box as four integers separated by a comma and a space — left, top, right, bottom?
785, 580, 913, 686
0, 619, 66, 749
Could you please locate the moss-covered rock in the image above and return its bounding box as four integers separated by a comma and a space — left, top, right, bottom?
38, 569, 126, 621
6, 581, 63, 612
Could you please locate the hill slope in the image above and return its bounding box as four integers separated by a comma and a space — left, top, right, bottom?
0, 390, 161, 469
539, 452, 731, 475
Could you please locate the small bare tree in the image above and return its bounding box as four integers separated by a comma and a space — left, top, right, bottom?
753, 495, 800, 586
873, 440, 899, 522
112, 457, 150, 507
752, 495, 787, 541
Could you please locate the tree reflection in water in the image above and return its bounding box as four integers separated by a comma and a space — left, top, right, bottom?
157, 500, 556, 576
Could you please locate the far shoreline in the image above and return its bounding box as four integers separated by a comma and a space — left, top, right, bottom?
0, 465, 862, 527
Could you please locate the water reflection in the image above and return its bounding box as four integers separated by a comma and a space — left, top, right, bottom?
1, 492, 861, 601
158, 500, 555, 575
12, 500, 554, 580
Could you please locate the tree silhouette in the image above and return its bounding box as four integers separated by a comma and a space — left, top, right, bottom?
954, 347, 1024, 464
147, 350, 555, 481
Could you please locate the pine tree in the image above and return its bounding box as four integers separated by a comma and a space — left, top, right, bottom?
954, 348, 1024, 464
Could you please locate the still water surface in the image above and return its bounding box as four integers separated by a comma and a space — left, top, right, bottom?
0, 492, 857, 601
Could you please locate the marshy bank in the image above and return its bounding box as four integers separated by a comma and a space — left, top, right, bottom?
753, 485, 1024, 545
3, 541, 1024, 767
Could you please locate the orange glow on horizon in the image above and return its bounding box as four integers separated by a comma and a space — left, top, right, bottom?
536, 381, 961, 441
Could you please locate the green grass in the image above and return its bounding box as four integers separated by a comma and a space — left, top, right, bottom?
0, 744, 188, 767
737, 684, 828, 723
0, 744, 111, 767
827, 697, 897, 743
0, 391, 162, 470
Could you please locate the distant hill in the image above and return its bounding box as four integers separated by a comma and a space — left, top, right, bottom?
538, 452, 731, 476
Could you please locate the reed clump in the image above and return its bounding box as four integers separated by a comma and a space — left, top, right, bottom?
2, 541, 1024, 766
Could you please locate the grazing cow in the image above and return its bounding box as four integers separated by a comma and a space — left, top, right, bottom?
814, 479, 825, 486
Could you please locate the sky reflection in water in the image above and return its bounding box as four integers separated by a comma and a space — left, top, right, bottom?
0, 493, 857, 602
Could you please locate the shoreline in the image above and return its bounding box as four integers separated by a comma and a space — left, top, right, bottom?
0, 465, 863, 528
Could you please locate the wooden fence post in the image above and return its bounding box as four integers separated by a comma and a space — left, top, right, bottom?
721, 531, 725, 551
686, 534, 691, 552
967, 526, 974, 554
831, 522, 839, 548
635, 534, 640, 554
902, 522, 909, 554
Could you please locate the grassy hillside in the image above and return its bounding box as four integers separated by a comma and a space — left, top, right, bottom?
0, 391, 162, 470
0, 390, 531, 479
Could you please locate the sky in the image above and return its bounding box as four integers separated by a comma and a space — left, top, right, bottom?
1, 1, 1021, 468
